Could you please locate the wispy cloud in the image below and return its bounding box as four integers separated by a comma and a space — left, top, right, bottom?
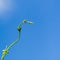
0, 0, 10, 10
0, 0, 13, 14
0, 0, 16, 22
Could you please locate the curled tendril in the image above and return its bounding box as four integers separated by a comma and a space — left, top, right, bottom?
1, 20, 33, 60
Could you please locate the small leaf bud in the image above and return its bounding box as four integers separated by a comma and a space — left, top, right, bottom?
23, 20, 27, 23
17, 26, 21, 32
2, 49, 8, 54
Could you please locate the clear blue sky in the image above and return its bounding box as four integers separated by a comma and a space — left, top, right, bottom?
0, 0, 60, 60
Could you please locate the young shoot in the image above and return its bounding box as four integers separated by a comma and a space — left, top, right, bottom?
1, 20, 33, 60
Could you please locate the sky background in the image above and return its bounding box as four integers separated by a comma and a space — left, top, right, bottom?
0, 0, 60, 60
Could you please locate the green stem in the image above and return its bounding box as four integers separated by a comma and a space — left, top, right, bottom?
7, 31, 21, 50
1, 27, 21, 60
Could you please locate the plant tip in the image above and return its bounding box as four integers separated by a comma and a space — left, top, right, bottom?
28, 22, 33, 24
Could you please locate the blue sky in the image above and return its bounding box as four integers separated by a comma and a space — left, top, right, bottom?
0, 0, 60, 60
